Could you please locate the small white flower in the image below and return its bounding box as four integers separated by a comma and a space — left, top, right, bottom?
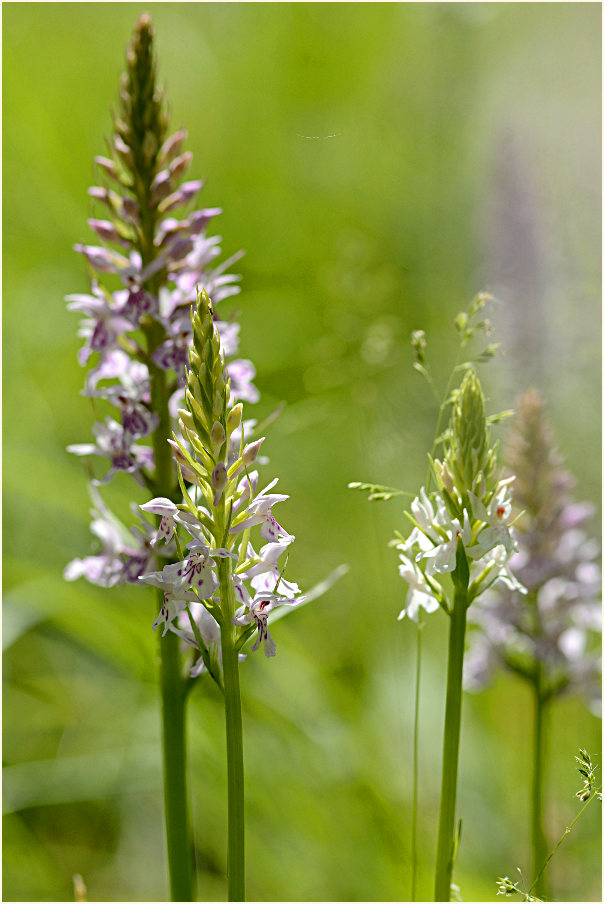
230, 479, 293, 541
140, 544, 234, 599
417, 510, 472, 576
479, 545, 527, 595
468, 483, 515, 554
140, 497, 180, 544
244, 538, 300, 599
152, 589, 198, 636
409, 487, 449, 543
397, 550, 440, 622
231, 588, 300, 657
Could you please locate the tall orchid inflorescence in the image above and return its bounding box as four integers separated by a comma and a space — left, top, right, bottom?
398, 365, 523, 902
464, 388, 601, 708
396, 366, 523, 628
463, 388, 601, 899
63, 16, 312, 902
352, 296, 521, 903
139, 287, 305, 675
136, 286, 305, 900
65, 13, 256, 566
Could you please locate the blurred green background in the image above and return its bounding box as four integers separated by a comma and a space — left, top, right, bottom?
3, 3, 601, 901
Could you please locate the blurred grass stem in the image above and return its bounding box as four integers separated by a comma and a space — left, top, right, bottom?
530, 672, 549, 900
411, 617, 424, 901
527, 782, 601, 898
434, 586, 467, 901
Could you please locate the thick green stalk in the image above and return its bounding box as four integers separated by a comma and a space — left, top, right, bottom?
434, 588, 468, 902
152, 368, 195, 901
143, 286, 193, 900
216, 504, 245, 901
531, 676, 548, 900
160, 620, 195, 901
146, 323, 177, 494
134, 130, 194, 899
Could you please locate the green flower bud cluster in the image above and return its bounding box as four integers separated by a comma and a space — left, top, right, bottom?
172, 289, 230, 517
187, 287, 230, 436
449, 368, 490, 489
115, 13, 168, 199
434, 367, 498, 516
170, 288, 264, 546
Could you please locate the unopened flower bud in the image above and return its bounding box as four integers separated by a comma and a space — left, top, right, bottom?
114, 134, 134, 169
94, 155, 118, 180
242, 437, 265, 466
188, 348, 201, 374
169, 151, 193, 181
88, 185, 110, 206
213, 390, 224, 417
211, 421, 226, 450
88, 219, 123, 244
142, 130, 159, 165
434, 459, 454, 495
471, 470, 487, 499
166, 236, 194, 261
121, 197, 140, 222
167, 440, 197, 483
177, 408, 195, 433
227, 403, 243, 434
151, 169, 172, 204
159, 129, 187, 164
211, 462, 228, 506
448, 367, 490, 495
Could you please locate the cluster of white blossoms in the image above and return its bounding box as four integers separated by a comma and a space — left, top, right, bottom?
397, 480, 524, 622
396, 368, 525, 621
139, 477, 302, 667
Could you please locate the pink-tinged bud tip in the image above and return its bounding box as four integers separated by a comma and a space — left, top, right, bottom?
242, 437, 265, 465
211, 421, 226, 449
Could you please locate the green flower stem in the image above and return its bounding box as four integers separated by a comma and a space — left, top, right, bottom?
531, 674, 548, 900
159, 617, 195, 901
434, 586, 468, 902
148, 335, 178, 495
216, 504, 245, 901
143, 309, 193, 900
411, 617, 424, 902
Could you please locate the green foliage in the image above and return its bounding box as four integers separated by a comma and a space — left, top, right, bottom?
575, 749, 601, 803
496, 751, 602, 901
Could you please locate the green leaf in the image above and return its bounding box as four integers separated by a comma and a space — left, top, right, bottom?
452, 536, 470, 592
270, 564, 349, 626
